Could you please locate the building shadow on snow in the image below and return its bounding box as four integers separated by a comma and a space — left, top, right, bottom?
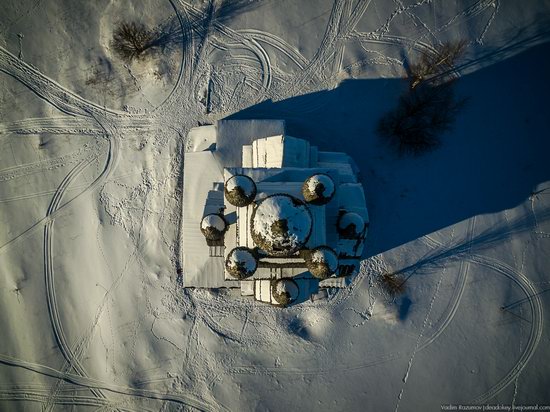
227, 41, 550, 258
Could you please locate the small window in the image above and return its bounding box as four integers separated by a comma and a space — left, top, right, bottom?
209, 246, 224, 257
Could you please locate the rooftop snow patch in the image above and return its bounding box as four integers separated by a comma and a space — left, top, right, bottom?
225, 174, 257, 207
251, 194, 312, 255
306, 246, 339, 279
215, 119, 285, 167
303, 173, 335, 205
201, 214, 226, 232
225, 247, 258, 279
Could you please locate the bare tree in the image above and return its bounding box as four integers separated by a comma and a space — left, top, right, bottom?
110, 1, 262, 63
408, 40, 467, 89
377, 41, 468, 155
377, 82, 466, 155
111, 22, 157, 62
378, 272, 406, 296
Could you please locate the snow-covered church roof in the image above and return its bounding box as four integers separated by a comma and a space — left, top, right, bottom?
181, 119, 369, 305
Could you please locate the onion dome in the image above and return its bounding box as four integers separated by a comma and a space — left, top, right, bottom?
304, 246, 338, 279
251, 194, 312, 256
225, 247, 258, 279
302, 173, 335, 205
225, 175, 257, 207
200, 213, 227, 241
337, 212, 366, 239
271, 278, 299, 306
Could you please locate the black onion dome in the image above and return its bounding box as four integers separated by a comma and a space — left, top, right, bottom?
302, 173, 335, 205
225, 174, 257, 207
225, 247, 258, 279
304, 246, 338, 279
271, 278, 299, 306
200, 213, 227, 241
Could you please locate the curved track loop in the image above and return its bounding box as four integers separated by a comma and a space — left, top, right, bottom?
417, 217, 477, 351
183, 1, 274, 99
153, 0, 193, 113
418, 224, 544, 403
237, 29, 309, 70
0, 123, 117, 256
467, 254, 544, 404
43, 157, 108, 409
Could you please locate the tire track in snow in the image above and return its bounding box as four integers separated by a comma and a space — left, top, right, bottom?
238, 30, 309, 70
0, 146, 95, 183
0, 170, 139, 204
153, 0, 194, 113
43, 157, 109, 408
0, 116, 151, 137
0, 389, 144, 412
41, 118, 123, 410
280, 0, 352, 96
0, 121, 117, 256
417, 217, 477, 351
0, 45, 128, 118
467, 254, 544, 404
0, 353, 217, 411
394, 229, 455, 412
190, 1, 274, 99
0, 116, 102, 136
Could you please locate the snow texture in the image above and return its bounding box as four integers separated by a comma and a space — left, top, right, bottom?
1, 0, 550, 410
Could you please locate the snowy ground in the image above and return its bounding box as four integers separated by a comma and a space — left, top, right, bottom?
1, 0, 550, 410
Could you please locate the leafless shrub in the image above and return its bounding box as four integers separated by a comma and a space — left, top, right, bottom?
377, 40, 468, 155
111, 22, 157, 62
110, 1, 261, 64
378, 272, 406, 296
408, 40, 468, 89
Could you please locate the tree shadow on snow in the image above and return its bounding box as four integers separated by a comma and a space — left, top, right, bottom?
227, 41, 550, 258
398, 296, 413, 321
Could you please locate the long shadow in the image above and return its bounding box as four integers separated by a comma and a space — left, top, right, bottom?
226, 41, 550, 258
151, 0, 263, 53
394, 207, 550, 280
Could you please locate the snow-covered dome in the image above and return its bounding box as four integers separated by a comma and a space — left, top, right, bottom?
271, 279, 299, 306
337, 212, 366, 238
302, 173, 335, 205
225, 174, 257, 207
251, 194, 312, 256
200, 213, 227, 241
225, 247, 258, 279
305, 246, 339, 279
